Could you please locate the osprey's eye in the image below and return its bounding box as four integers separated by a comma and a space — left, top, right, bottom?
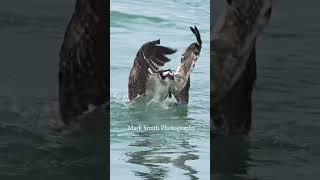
264, 7, 272, 18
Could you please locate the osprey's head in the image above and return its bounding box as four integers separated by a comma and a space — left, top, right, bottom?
158, 69, 174, 83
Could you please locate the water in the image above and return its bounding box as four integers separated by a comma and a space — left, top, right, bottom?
212, 1, 320, 179
110, 0, 210, 179
0, 1, 106, 179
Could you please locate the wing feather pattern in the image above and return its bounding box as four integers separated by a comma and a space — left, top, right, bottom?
171, 26, 202, 104
128, 40, 176, 101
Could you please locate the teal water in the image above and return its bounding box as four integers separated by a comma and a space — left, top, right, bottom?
110, 0, 210, 179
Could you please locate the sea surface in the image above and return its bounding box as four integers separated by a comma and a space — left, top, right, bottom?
212, 1, 320, 180
0, 1, 106, 179
110, 0, 210, 179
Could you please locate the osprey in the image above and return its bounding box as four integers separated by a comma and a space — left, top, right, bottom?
212, 0, 272, 135
128, 26, 202, 104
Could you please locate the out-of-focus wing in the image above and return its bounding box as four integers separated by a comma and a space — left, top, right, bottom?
212, 0, 272, 103
128, 40, 176, 101
58, 0, 107, 124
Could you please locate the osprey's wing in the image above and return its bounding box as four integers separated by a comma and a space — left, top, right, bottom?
212, 40, 256, 103
171, 26, 202, 104
212, 0, 272, 103
128, 40, 176, 101
58, 0, 107, 124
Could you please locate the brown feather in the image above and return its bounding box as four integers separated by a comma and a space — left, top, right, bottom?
128, 40, 176, 101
